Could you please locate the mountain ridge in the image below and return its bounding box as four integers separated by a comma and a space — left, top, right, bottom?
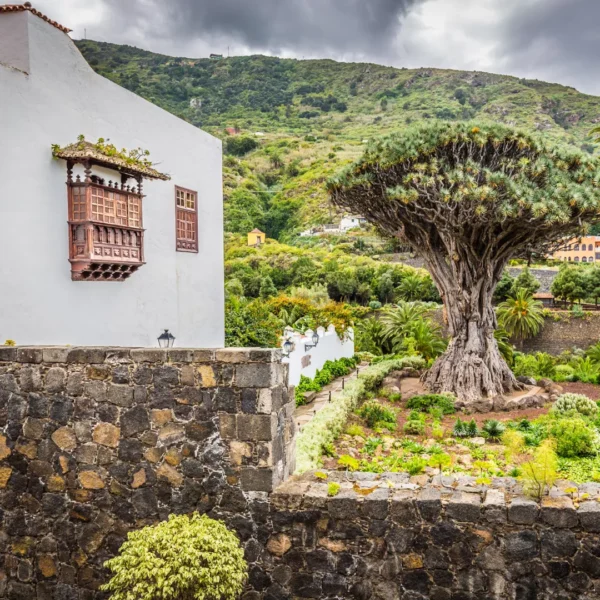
76, 39, 600, 239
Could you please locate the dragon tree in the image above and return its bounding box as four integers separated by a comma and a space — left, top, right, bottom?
328, 122, 600, 404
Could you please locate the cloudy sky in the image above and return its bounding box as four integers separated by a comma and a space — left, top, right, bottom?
36, 0, 600, 95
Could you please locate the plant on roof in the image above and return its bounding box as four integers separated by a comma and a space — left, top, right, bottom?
101, 513, 247, 600
51, 134, 155, 170
328, 121, 600, 405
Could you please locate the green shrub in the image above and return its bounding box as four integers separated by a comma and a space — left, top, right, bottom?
328, 482, 341, 496
403, 420, 426, 435
405, 457, 427, 475
225, 135, 259, 156
101, 513, 247, 600
550, 418, 598, 457
358, 400, 396, 429
453, 418, 479, 438
553, 393, 599, 417
346, 424, 365, 437
554, 364, 575, 382
571, 357, 600, 384
406, 393, 456, 415
364, 436, 384, 454
482, 419, 506, 441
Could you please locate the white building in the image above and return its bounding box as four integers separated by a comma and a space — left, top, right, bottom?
282, 326, 354, 387
340, 215, 367, 232
0, 4, 224, 347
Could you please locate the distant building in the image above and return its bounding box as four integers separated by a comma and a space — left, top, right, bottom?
189, 97, 202, 108
225, 127, 240, 136
340, 215, 367, 232
209, 53, 223, 60
248, 229, 265, 247
533, 292, 554, 308
550, 236, 600, 263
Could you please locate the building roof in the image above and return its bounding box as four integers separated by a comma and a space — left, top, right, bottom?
53, 141, 171, 181
249, 229, 265, 234
0, 3, 72, 33
533, 293, 554, 299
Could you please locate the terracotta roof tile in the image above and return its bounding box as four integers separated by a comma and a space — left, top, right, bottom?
0, 3, 72, 33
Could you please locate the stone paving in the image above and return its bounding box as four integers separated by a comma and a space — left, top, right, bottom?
294, 364, 367, 430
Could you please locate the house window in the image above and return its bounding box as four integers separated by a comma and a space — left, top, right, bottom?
589, 244, 594, 251
575, 257, 580, 262
175, 186, 198, 252
583, 257, 587, 262
590, 257, 595, 262
574, 244, 580, 251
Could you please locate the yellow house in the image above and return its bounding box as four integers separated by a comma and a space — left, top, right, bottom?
550, 235, 600, 263
247, 229, 265, 247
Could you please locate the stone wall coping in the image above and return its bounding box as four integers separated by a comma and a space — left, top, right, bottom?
275, 472, 600, 530
0, 346, 282, 364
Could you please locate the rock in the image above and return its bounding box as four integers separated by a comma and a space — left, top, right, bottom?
492, 395, 509, 411
92, 423, 120, 448
516, 376, 536, 386
156, 463, 184, 487
471, 397, 494, 413
470, 437, 486, 446
51, 427, 77, 451
267, 533, 292, 556
78, 470, 105, 490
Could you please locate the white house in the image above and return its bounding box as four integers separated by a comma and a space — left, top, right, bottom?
0, 4, 224, 347
340, 215, 367, 232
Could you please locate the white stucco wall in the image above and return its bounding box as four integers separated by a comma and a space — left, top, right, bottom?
0, 11, 224, 347
282, 326, 355, 387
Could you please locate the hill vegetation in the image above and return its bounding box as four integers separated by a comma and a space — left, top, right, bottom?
77, 40, 600, 241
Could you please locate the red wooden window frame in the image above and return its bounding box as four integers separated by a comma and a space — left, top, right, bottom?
175, 186, 199, 253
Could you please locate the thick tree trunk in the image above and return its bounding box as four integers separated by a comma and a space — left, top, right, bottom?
422, 255, 521, 405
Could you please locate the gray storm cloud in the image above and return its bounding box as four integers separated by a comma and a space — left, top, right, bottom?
102, 0, 425, 56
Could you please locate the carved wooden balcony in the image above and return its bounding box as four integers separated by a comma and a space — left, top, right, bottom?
54, 140, 170, 281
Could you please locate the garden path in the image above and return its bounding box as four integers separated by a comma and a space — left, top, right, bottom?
294, 365, 368, 430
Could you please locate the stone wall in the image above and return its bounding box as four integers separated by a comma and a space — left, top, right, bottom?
261, 473, 600, 600
521, 312, 600, 354
428, 308, 600, 355
0, 346, 293, 599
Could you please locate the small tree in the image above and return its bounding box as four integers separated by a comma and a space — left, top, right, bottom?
551, 265, 588, 305
493, 272, 515, 303
101, 513, 247, 600
259, 275, 278, 299
329, 122, 600, 403
586, 266, 600, 305
511, 267, 540, 296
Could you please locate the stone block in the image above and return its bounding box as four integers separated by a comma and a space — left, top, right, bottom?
167, 349, 195, 363
45, 367, 66, 393
179, 365, 195, 386
111, 365, 131, 384
130, 349, 167, 363
579, 501, 600, 532
508, 497, 539, 524
249, 349, 282, 363
362, 489, 390, 520
416, 487, 442, 522
503, 530, 539, 561
390, 491, 417, 522
329, 492, 360, 519
445, 492, 481, 522
16, 348, 43, 363
92, 423, 120, 448
216, 348, 250, 363
198, 365, 217, 387
106, 384, 134, 407
66, 373, 84, 396
19, 367, 42, 392
120, 406, 149, 438
237, 414, 276, 441
0, 347, 17, 362
215, 388, 237, 413
241, 389, 258, 414
235, 364, 277, 388
41, 347, 70, 363
240, 467, 276, 492
483, 489, 506, 523
541, 496, 578, 528
51, 427, 77, 451
191, 349, 216, 362
66, 348, 106, 364
83, 381, 107, 402
157, 423, 185, 445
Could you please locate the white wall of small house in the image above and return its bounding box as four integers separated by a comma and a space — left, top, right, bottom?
0, 11, 225, 347
282, 326, 355, 387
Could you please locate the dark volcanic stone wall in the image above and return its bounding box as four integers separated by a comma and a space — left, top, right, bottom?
262, 473, 600, 600
0, 346, 293, 599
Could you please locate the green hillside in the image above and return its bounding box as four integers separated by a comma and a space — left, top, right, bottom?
76, 40, 600, 240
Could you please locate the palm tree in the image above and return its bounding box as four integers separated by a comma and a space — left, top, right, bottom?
397, 274, 425, 302
383, 302, 446, 361
497, 289, 544, 345
356, 318, 391, 355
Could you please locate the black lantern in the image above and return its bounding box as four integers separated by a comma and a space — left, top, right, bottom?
282, 338, 294, 357
157, 329, 175, 348
304, 331, 320, 352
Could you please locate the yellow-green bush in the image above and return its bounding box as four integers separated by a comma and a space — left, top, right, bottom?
101, 513, 247, 600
